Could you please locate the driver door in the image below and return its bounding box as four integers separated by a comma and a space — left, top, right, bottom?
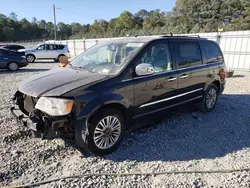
35, 44, 46, 59
133, 41, 178, 119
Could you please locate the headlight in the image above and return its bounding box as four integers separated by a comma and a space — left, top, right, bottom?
35, 97, 74, 116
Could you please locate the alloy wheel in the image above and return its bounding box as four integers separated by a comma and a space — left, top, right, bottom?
93, 116, 121, 150
8, 62, 18, 71
206, 88, 217, 109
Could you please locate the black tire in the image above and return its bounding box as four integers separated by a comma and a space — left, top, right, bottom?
26, 54, 35, 63
198, 83, 219, 113
54, 55, 65, 62
76, 108, 125, 156
8, 62, 19, 71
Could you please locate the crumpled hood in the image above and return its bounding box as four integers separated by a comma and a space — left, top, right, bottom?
18, 67, 107, 97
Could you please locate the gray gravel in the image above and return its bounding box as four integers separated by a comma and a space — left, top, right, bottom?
0, 63, 250, 188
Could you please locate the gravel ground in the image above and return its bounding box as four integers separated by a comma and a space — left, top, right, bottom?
0, 63, 250, 188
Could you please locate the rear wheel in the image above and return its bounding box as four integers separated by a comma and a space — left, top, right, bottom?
198, 83, 219, 113
26, 54, 35, 63
77, 108, 125, 156
8, 62, 19, 71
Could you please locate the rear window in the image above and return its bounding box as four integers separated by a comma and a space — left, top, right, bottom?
202, 41, 223, 63
58, 45, 65, 50
172, 41, 202, 68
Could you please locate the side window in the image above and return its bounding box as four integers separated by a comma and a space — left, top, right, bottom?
172, 42, 202, 68
138, 42, 173, 73
53, 45, 58, 50
203, 41, 223, 63
0, 49, 10, 55
47, 45, 57, 50
37, 45, 45, 50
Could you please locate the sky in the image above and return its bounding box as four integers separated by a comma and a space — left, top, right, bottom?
0, 0, 176, 24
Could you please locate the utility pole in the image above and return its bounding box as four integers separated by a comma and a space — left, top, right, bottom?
53, 5, 57, 41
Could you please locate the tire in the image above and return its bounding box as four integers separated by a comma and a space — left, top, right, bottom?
8, 62, 19, 71
77, 108, 125, 156
26, 54, 35, 63
198, 83, 219, 113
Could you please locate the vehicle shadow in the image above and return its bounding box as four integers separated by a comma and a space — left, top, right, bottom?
105, 94, 250, 162
0, 68, 50, 75
233, 75, 245, 78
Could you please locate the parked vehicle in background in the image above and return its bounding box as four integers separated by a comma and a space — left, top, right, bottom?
1, 44, 25, 52
0, 48, 28, 71
11, 35, 226, 155
18, 43, 71, 63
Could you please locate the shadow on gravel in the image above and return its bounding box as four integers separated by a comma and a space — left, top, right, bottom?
106, 94, 250, 162
233, 75, 245, 78
0, 68, 50, 74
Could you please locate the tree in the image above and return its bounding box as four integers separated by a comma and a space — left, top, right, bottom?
135, 9, 150, 19
9, 12, 18, 21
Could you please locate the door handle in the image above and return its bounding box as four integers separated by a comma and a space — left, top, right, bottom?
168, 77, 177, 82
4, 58, 8, 60
180, 74, 189, 79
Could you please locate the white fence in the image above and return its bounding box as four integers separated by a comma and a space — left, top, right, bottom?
4, 30, 250, 70
45, 31, 250, 71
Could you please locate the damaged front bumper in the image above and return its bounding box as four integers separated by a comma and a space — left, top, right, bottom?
11, 105, 38, 131
10, 92, 73, 138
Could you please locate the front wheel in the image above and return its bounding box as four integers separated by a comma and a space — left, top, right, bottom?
8, 62, 19, 71
26, 55, 35, 63
198, 83, 219, 113
80, 108, 125, 156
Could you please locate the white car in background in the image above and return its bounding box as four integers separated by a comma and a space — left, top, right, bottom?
18, 43, 71, 63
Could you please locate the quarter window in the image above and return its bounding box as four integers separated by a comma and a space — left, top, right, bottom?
138, 42, 173, 73
203, 41, 223, 63
172, 42, 202, 68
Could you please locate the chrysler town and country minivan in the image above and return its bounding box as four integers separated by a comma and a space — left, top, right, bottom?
11, 35, 226, 155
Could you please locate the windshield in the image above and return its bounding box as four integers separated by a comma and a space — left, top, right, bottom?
70, 41, 145, 75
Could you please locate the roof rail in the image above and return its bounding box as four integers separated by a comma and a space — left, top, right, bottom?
134, 33, 201, 38
172, 34, 201, 38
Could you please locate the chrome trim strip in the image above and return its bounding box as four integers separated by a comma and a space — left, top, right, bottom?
140, 88, 203, 108
134, 96, 203, 119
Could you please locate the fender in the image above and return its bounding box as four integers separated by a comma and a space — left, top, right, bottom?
75, 92, 132, 121
204, 74, 221, 92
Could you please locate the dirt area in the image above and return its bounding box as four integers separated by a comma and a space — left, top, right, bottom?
0, 63, 250, 187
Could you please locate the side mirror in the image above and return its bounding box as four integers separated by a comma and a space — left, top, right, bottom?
135, 63, 154, 76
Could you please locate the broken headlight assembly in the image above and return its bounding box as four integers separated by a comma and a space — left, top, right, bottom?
35, 97, 74, 116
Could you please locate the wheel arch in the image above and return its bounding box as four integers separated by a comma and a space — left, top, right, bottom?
204, 75, 221, 93
87, 102, 131, 130
26, 53, 36, 59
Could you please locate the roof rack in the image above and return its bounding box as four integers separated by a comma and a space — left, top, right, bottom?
161, 34, 200, 38
134, 33, 201, 38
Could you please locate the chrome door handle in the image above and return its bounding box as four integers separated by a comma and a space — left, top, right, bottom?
168, 77, 177, 82
180, 75, 189, 79
4, 58, 8, 60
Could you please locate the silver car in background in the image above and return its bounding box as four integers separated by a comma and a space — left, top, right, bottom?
18, 43, 71, 63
